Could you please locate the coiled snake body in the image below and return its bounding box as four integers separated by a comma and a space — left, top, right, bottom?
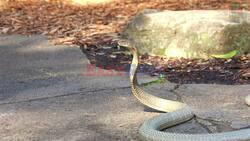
117, 39, 250, 141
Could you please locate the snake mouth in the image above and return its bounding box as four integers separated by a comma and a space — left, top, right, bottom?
117, 44, 129, 48
117, 43, 132, 48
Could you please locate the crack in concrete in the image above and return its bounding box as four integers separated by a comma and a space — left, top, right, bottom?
196, 116, 234, 132
169, 84, 183, 102
171, 84, 215, 133
194, 117, 213, 133
0, 86, 130, 106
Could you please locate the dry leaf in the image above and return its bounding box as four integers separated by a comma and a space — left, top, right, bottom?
2, 27, 9, 33
51, 37, 75, 45
242, 69, 250, 78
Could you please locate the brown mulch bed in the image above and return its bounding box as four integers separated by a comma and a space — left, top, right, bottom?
0, 0, 249, 84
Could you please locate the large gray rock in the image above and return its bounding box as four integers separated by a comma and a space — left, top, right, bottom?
122, 10, 250, 58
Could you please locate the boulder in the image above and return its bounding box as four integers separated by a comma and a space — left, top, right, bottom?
122, 10, 250, 58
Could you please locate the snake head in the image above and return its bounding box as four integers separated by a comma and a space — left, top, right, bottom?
116, 38, 138, 54
117, 39, 134, 49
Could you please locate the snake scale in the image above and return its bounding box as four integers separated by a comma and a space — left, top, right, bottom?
117, 39, 250, 141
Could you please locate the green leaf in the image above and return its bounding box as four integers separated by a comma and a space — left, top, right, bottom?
211, 50, 239, 59
141, 75, 166, 87
159, 74, 166, 79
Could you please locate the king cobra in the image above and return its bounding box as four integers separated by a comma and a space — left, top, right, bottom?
117, 39, 250, 141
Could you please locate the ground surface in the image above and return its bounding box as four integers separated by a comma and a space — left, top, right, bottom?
0, 1, 250, 140
0, 35, 249, 141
